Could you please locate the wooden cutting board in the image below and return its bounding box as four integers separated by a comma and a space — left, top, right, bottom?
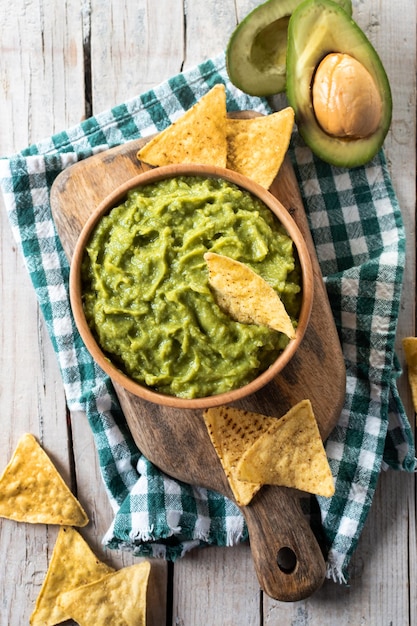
51, 116, 346, 602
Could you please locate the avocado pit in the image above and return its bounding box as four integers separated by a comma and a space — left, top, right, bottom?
312, 52, 383, 140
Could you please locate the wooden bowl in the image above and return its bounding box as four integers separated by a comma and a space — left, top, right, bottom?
69, 164, 314, 409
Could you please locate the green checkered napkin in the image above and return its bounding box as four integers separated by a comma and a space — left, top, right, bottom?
1, 52, 415, 584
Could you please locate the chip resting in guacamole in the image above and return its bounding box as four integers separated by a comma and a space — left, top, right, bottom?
81, 175, 301, 398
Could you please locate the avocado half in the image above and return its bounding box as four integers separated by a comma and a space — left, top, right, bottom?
286, 0, 392, 167
226, 0, 352, 96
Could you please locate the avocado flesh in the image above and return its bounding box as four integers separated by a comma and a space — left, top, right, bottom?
226, 0, 352, 97
286, 0, 392, 167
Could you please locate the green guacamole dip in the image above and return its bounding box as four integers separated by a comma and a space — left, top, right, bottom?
81, 176, 301, 398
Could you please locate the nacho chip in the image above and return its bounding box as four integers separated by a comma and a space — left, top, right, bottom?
203, 406, 275, 505
30, 526, 114, 626
57, 561, 151, 626
137, 84, 227, 167
226, 107, 294, 189
236, 399, 334, 497
0, 433, 88, 526
204, 251, 296, 339
402, 336, 417, 413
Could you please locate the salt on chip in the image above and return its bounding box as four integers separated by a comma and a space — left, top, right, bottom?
0, 433, 88, 526
30, 526, 114, 626
402, 336, 417, 413
137, 84, 227, 167
226, 107, 294, 189
57, 561, 151, 626
204, 251, 296, 339
236, 399, 335, 498
203, 406, 275, 506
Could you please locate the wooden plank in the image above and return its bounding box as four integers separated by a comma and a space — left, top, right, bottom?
0, 0, 86, 150
0, 227, 68, 625
374, 0, 417, 623
263, 0, 417, 622
173, 545, 261, 625
89, 0, 185, 112
182, 0, 236, 65
0, 1, 86, 624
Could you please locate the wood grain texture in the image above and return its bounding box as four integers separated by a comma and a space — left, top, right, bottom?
0, 0, 415, 623
0, 2, 85, 624
89, 0, 185, 111
173, 544, 261, 625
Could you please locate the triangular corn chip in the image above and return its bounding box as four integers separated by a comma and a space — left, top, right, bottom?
0, 433, 88, 526
30, 526, 114, 626
204, 251, 296, 339
236, 399, 335, 497
203, 406, 275, 505
402, 336, 417, 413
57, 561, 151, 626
137, 84, 227, 167
226, 107, 294, 188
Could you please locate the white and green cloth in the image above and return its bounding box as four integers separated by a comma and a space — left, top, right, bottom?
1, 52, 415, 584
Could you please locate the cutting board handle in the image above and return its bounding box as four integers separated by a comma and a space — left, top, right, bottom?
242, 485, 326, 601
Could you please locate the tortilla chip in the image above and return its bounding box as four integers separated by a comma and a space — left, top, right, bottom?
0, 433, 88, 526
226, 107, 294, 189
236, 399, 335, 498
402, 337, 417, 413
204, 251, 296, 339
203, 406, 275, 505
57, 561, 151, 626
137, 84, 227, 167
30, 526, 114, 626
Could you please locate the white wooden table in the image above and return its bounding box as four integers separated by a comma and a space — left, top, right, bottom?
0, 1, 415, 624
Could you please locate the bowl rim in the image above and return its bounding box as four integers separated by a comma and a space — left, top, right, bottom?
69, 163, 314, 409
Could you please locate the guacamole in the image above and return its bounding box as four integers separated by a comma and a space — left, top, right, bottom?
81, 176, 301, 398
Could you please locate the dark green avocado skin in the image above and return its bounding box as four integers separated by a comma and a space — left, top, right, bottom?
226, 0, 352, 97
286, 0, 392, 168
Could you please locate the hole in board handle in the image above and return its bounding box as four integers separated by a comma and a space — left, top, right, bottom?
277, 547, 297, 574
